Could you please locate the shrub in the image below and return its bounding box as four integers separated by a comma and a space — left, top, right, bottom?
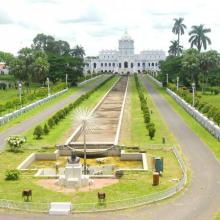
43, 123, 49, 135
33, 125, 44, 139
5, 169, 21, 180
48, 118, 55, 128
7, 136, 26, 152
149, 126, 156, 140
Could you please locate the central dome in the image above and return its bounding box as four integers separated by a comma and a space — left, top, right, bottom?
120, 30, 132, 41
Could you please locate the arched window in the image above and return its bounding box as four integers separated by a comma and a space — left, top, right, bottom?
131, 63, 133, 68
124, 61, 128, 68
113, 63, 115, 67
105, 63, 107, 67
119, 63, 121, 68
93, 63, 96, 69
155, 63, 158, 66
101, 63, 103, 67
142, 63, 145, 67
148, 63, 150, 67
109, 63, 111, 67
152, 62, 154, 66
138, 63, 140, 67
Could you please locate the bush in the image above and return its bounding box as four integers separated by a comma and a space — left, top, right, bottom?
149, 126, 156, 140
5, 169, 21, 181
43, 123, 49, 135
33, 125, 44, 139
7, 136, 26, 152
48, 118, 55, 128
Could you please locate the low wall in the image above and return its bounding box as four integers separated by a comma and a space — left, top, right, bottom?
167, 88, 220, 140
17, 153, 36, 170
147, 74, 162, 87
77, 75, 102, 86
0, 89, 68, 126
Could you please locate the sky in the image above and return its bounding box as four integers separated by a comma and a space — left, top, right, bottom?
0, 0, 220, 56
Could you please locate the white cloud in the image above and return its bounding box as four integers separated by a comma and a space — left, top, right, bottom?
0, 0, 219, 55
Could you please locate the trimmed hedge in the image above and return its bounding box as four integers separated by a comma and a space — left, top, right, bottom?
134, 74, 156, 139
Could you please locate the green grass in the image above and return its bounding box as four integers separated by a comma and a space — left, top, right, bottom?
146, 75, 220, 161
214, 211, 220, 220
120, 76, 178, 147
199, 92, 220, 108
0, 75, 106, 133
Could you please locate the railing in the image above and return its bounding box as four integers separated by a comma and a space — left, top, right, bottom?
0, 89, 68, 126
77, 74, 103, 86
0, 146, 187, 213
167, 88, 220, 140
147, 74, 162, 87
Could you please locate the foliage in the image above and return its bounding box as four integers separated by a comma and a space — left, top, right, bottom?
172, 17, 187, 56
168, 40, 183, 56
33, 125, 44, 139
0, 51, 14, 66
5, 169, 21, 181
134, 74, 156, 139
43, 124, 49, 135
7, 136, 26, 152
189, 24, 211, 51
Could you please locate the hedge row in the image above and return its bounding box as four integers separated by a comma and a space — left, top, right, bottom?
33, 75, 114, 139
168, 83, 220, 125
134, 74, 156, 139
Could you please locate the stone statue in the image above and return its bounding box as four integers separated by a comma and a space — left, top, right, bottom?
67, 148, 80, 164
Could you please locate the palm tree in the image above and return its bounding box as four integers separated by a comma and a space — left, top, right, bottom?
168, 40, 183, 56
172, 18, 187, 56
74, 107, 95, 174
189, 25, 211, 52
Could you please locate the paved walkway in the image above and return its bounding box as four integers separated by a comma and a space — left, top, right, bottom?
1, 75, 220, 220
0, 76, 108, 150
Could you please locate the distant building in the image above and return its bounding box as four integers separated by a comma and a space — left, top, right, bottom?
0, 62, 9, 75
84, 31, 166, 74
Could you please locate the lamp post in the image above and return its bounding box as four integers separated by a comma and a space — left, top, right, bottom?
47, 77, 50, 97
18, 82, 22, 107
65, 74, 68, 89
192, 82, 196, 107
176, 76, 179, 91
166, 73, 169, 85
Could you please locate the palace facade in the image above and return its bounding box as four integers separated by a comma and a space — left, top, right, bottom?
84, 31, 166, 74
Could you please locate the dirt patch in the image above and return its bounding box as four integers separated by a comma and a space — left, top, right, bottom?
36, 178, 119, 194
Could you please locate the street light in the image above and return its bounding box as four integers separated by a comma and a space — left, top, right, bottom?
47, 77, 50, 97
192, 82, 196, 107
65, 74, 68, 89
18, 82, 22, 107
176, 76, 179, 91
166, 73, 169, 85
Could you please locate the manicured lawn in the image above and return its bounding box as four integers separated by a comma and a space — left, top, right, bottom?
146, 75, 220, 161
120, 76, 178, 147
199, 92, 220, 108
0, 75, 106, 133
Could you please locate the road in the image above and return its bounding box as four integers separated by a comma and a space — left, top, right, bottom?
1, 75, 220, 220
0, 76, 108, 150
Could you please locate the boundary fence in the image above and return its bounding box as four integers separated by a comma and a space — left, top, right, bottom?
0, 146, 187, 213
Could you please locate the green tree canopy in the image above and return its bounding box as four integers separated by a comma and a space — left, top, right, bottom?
189, 24, 211, 52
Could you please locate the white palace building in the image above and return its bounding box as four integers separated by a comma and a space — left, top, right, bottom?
84, 31, 166, 74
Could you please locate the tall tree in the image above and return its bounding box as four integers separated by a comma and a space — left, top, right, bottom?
0, 51, 14, 66
181, 49, 200, 86
172, 18, 187, 56
168, 40, 183, 56
189, 25, 211, 52
70, 45, 85, 58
